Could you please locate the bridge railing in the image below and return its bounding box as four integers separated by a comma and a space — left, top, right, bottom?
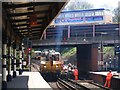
32, 32, 119, 45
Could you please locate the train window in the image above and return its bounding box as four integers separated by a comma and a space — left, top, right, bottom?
41, 57, 46, 61
52, 55, 55, 61
55, 54, 59, 61
51, 54, 59, 61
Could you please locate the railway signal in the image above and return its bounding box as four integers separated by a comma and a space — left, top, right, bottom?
28, 48, 32, 51
28, 40, 32, 49
115, 45, 120, 55
27, 40, 32, 72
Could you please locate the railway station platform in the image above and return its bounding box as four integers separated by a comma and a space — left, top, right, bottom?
89, 71, 120, 90
7, 71, 52, 89
91, 71, 120, 78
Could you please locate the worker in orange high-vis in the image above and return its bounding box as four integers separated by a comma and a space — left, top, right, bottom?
104, 70, 113, 88
73, 66, 78, 80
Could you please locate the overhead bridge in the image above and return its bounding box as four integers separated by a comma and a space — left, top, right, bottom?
32, 23, 120, 48
32, 39, 119, 48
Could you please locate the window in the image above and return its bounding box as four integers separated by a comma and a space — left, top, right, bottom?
81, 12, 85, 17
58, 13, 65, 18
105, 10, 112, 15
65, 13, 70, 18
91, 12, 95, 16
64, 12, 75, 18
84, 11, 92, 16
95, 11, 103, 16
75, 13, 80, 17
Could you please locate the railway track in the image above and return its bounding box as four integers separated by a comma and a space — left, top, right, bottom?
30, 61, 113, 90
48, 82, 64, 90
58, 78, 113, 90
58, 78, 79, 90
31, 60, 40, 72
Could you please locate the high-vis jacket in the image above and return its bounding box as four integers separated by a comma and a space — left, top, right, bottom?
74, 69, 78, 76
106, 72, 113, 80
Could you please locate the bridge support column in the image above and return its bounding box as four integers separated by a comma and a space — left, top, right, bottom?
19, 45, 22, 75
77, 44, 91, 79
91, 43, 98, 71
7, 38, 12, 82
77, 44, 98, 79
13, 42, 17, 78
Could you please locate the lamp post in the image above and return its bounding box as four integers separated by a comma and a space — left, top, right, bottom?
98, 46, 102, 71
109, 57, 112, 70
105, 62, 108, 71
99, 32, 107, 71
100, 32, 107, 50
113, 57, 116, 70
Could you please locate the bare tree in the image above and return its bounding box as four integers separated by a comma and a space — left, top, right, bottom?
64, 0, 93, 10
113, 7, 120, 23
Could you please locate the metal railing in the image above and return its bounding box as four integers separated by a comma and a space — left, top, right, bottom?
32, 32, 119, 46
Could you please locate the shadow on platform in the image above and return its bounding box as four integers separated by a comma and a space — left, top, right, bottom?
7, 75, 29, 90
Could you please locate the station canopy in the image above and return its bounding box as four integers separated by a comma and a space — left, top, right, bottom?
2, 1, 68, 40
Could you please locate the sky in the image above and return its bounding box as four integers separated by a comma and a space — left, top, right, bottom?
68, 0, 120, 10
88, 0, 120, 9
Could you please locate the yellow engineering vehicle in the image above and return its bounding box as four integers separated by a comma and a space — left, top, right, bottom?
39, 50, 63, 77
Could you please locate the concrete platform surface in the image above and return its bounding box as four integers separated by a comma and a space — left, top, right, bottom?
7, 71, 52, 89
90, 71, 120, 79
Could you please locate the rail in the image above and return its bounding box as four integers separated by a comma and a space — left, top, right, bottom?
67, 78, 112, 90
58, 78, 113, 90
58, 78, 78, 90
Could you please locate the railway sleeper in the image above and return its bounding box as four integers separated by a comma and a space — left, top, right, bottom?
58, 78, 78, 90
68, 79, 112, 90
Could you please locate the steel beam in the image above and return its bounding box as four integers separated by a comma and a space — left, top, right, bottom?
9, 10, 48, 17
3, 2, 53, 9
11, 17, 45, 23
